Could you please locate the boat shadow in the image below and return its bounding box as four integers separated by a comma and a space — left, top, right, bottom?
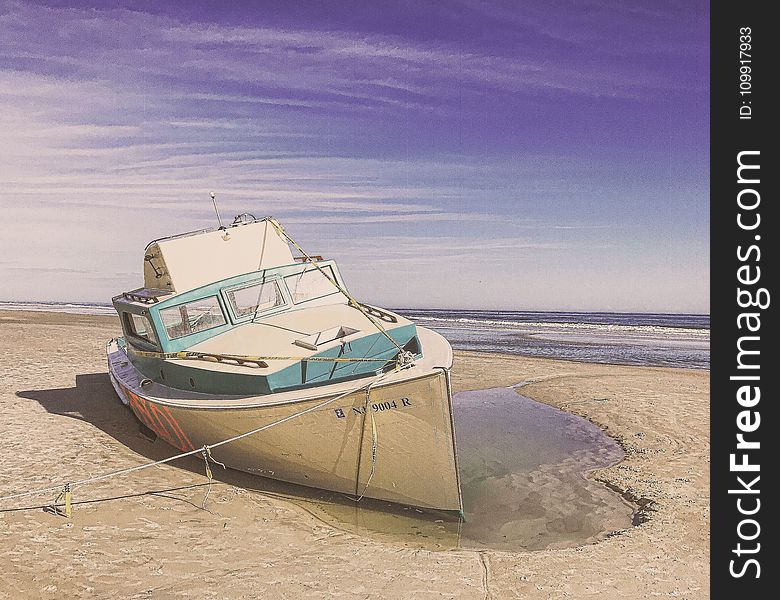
15, 372, 462, 546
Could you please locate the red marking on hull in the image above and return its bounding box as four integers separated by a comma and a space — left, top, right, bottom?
125, 388, 195, 451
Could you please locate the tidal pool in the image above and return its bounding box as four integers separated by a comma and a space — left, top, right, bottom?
238, 385, 636, 552
452, 386, 634, 550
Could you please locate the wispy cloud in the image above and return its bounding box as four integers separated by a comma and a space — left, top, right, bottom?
2, 1, 695, 114
0, 1, 708, 310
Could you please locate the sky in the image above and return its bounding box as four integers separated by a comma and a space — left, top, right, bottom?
0, 0, 709, 312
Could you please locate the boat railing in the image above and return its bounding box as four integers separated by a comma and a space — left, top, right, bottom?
121, 288, 174, 304
294, 255, 324, 262
352, 302, 398, 323
142, 215, 271, 252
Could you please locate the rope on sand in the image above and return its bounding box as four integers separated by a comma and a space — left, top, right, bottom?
0, 483, 221, 515
0, 364, 409, 512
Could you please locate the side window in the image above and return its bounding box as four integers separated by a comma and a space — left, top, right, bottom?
285, 267, 341, 304
226, 280, 285, 318
123, 313, 158, 347
159, 296, 226, 339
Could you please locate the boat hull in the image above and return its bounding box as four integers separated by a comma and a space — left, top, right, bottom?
107, 341, 462, 512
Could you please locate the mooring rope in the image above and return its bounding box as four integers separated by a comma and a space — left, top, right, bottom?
0, 364, 411, 507
127, 347, 400, 367
200, 446, 226, 509
355, 376, 384, 502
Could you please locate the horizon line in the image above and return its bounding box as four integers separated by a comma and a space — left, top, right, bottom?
0, 299, 711, 317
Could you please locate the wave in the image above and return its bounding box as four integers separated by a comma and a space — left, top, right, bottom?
1, 301, 709, 368
403, 314, 709, 337
0, 301, 115, 315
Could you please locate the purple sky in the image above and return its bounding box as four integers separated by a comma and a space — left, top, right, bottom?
0, 1, 709, 311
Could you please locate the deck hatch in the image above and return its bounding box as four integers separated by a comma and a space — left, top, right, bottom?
293, 326, 361, 351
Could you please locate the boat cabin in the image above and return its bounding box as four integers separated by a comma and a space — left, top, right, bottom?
113, 218, 420, 395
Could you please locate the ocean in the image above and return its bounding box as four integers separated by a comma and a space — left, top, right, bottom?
395, 308, 709, 369
0, 301, 116, 315
1, 302, 709, 369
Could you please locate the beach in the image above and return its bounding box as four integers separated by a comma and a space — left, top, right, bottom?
0, 310, 709, 599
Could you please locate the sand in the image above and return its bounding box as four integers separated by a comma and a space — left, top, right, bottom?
0, 311, 709, 599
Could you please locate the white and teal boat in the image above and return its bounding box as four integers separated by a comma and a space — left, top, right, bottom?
107, 215, 462, 513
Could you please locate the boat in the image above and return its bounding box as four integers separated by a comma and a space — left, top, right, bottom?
106, 213, 463, 514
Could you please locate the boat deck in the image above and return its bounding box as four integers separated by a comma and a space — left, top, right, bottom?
108, 326, 453, 409
180, 302, 413, 375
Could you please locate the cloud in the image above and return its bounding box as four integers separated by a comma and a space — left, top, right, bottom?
0, 1, 708, 311
1, 1, 693, 114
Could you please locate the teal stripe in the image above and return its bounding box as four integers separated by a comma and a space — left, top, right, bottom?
124, 326, 420, 397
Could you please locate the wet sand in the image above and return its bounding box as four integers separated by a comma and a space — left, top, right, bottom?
0, 311, 709, 599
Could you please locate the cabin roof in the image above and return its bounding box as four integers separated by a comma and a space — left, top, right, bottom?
143, 218, 294, 295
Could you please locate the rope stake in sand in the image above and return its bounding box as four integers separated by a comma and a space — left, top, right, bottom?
52, 484, 72, 518
0, 364, 412, 512
200, 446, 225, 510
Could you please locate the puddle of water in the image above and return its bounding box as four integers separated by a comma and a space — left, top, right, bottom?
241, 387, 635, 551
453, 387, 634, 550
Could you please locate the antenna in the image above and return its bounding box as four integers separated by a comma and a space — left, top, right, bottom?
210, 191, 225, 229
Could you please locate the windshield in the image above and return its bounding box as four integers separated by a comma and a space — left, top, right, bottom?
285, 266, 342, 304
226, 280, 285, 318
123, 312, 159, 348
159, 296, 226, 339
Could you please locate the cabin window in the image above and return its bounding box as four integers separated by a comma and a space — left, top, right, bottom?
159, 296, 226, 339
123, 313, 159, 347
226, 280, 285, 318
285, 267, 341, 304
